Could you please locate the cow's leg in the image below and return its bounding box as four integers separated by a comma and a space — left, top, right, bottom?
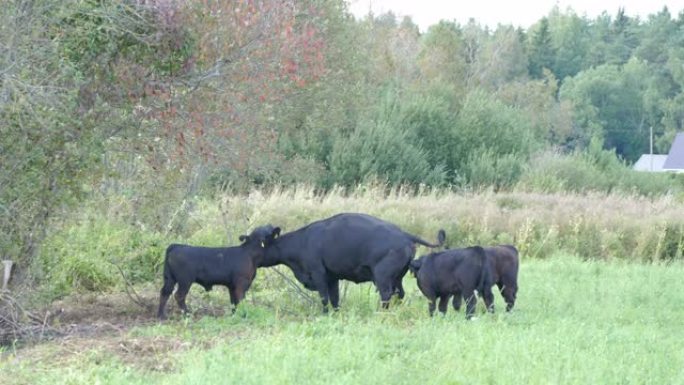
463, 289, 478, 319
393, 262, 409, 300
437, 295, 450, 315
174, 281, 192, 315
228, 279, 249, 315
393, 277, 406, 300
501, 278, 518, 312
326, 277, 340, 311
312, 273, 330, 313
481, 284, 495, 313
157, 278, 176, 320
428, 297, 437, 317
374, 276, 393, 309
373, 250, 405, 309
394, 246, 414, 301
496, 281, 504, 295
374, 276, 394, 310
452, 294, 462, 312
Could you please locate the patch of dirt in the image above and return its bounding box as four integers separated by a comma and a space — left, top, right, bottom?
1, 289, 246, 372
4, 332, 203, 372
116, 336, 197, 371
50, 291, 158, 326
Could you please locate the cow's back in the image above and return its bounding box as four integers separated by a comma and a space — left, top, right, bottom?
311, 213, 414, 273
167, 245, 250, 283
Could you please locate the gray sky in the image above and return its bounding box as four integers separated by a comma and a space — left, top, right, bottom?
348, 0, 684, 30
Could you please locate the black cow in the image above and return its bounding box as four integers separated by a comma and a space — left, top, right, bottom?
450, 245, 519, 312
157, 225, 277, 320
409, 246, 494, 319
260, 213, 445, 311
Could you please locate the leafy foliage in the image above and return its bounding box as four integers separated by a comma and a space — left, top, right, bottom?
4, 0, 684, 283
327, 119, 446, 187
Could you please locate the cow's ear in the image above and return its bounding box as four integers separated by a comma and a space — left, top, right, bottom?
272, 227, 281, 239
239, 235, 249, 243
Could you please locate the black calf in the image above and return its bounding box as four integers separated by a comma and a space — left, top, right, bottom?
409, 246, 494, 319
157, 225, 277, 320
450, 245, 520, 312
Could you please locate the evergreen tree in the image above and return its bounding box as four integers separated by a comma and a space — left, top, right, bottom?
528, 17, 556, 78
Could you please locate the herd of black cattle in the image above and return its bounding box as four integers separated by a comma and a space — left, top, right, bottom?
157, 213, 519, 320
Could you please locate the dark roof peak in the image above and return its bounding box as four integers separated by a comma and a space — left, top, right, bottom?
663, 132, 684, 170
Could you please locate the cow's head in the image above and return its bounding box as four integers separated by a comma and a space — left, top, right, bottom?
239, 225, 280, 248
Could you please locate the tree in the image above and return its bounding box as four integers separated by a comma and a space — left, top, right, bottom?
606, 7, 639, 65
497, 70, 574, 146
0, 0, 331, 271
635, 7, 676, 66
470, 25, 528, 89
450, 90, 539, 173
417, 20, 468, 97
559, 59, 657, 161
0, 0, 109, 266
527, 17, 556, 78
547, 8, 590, 81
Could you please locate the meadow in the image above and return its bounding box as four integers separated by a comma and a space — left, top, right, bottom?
2, 187, 684, 384
2, 255, 683, 384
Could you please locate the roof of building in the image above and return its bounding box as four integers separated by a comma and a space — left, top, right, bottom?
663, 132, 684, 170
633, 154, 668, 172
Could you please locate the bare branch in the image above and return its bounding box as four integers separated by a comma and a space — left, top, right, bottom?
269, 267, 316, 305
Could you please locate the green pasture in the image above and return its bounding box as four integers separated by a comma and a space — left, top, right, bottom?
3, 255, 682, 385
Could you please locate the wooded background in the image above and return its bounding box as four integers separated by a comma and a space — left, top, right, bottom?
2, 0, 684, 273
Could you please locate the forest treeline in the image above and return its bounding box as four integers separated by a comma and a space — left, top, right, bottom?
2, 0, 684, 265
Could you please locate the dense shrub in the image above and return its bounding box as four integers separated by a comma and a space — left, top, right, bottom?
450, 90, 540, 173
518, 151, 608, 193
518, 146, 684, 196
35, 215, 167, 300
327, 119, 447, 187
394, 94, 456, 170
462, 150, 526, 190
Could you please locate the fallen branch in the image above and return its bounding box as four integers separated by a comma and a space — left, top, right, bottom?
0, 289, 61, 345
270, 267, 316, 305
110, 261, 154, 312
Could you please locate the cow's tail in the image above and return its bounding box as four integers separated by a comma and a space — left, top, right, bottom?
161, 244, 179, 292
408, 229, 446, 249
474, 246, 489, 295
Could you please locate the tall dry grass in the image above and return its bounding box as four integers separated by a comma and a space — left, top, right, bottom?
187, 184, 684, 261
35, 185, 684, 299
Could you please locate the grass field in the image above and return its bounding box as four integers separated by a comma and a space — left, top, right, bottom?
2, 254, 683, 385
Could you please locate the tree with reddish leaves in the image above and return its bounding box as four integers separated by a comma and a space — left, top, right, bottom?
119, 0, 330, 193
0, 0, 331, 270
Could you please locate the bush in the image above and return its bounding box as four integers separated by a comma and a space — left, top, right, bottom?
519, 145, 684, 196
35, 215, 167, 300
518, 150, 607, 193
450, 90, 540, 173
462, 150, 525, 190
394, 94, 456, 169
327, 119, 447, 187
